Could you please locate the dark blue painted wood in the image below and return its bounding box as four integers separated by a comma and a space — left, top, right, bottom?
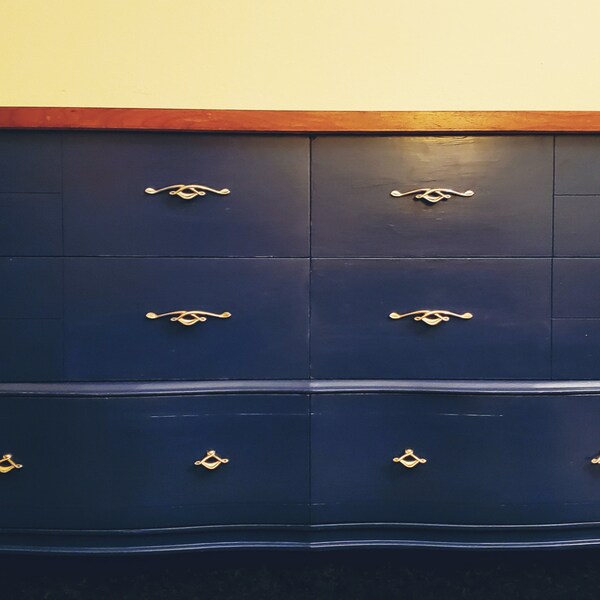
0, 132, 61, 193
312, 136, 553, 257
0, 320, 62, 382
63, 133, 309, 257
64, 258, 309, 380
0, 394, 308, 529
0, 258, 62, 317
553, 320, 600, 379
311, 259, 551, 379
554, 259, 600, 317
0, 194, 62, 256
555, 136, 600, 195
554, 196, 600, 256
312, 394, 600, 525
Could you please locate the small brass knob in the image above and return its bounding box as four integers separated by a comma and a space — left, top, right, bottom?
195, 450, 229, 470
393, 449, 427, 469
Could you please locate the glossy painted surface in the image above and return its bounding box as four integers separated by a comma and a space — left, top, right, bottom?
555, 136, 600, 194
0, 394, 309, 529
554, 259, 600, 317
64, 258, 309, 380
312, 394, 600, 525
553, 320, 600, 379
63, 133, 309, 257
312, 136, 553, 257
311, 259, 551, 379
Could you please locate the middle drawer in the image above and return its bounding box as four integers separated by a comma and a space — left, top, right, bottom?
64, 258, 309, 380
311, 259, 551, 379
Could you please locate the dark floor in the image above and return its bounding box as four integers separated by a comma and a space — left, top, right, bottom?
2, 548, 600, 599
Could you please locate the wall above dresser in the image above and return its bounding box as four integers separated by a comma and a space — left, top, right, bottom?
3, 109, 600, 553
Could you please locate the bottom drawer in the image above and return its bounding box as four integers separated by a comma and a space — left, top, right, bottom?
0, 394, 309, 530
312, 394, 600, 526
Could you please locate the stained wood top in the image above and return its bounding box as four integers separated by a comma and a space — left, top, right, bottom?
0, 108, 600, 132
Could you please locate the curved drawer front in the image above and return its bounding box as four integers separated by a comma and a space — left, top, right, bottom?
312, 394, 600, 526
311, 259, 551, 379
64, 258, 309, 380
63, 133, 309, 257
0, 394, 309, 530
312, 136, 553, 257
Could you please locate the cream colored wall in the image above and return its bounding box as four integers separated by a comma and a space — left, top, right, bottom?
1, 0, 599, 110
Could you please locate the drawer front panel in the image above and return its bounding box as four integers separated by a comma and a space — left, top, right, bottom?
311, 259, 551, 379
312, 394, 600, 526
63, 133, 309, 257
0, 132, 61, 193
554, 259, 600, 317
64, 258, 309, 380
0, 194, 62, 256
553, 320, 600, 379
0, 395, 309, 529
554, 196, 600, 257
0, 259, 63, 382
555, 136, 600, 195
312, 136, 553, 257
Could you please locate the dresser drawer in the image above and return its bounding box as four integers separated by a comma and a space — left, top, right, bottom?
0, 132, 61, 193
312, 136, 553, 257
556, 136, 600, 195
64, 258, 309, 380
312, 394, 600, 526
311, 259, 551, 379
63, 133, 309, 257
0, 259, 63, 382
0, 394, 309, 529
555, 196, 600, 257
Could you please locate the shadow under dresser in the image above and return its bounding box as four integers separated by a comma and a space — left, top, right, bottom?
2, 109, 600, 552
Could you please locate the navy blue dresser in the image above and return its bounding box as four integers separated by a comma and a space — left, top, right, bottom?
3, 111, 600, 552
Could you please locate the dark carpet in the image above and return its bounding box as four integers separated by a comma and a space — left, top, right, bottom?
2, 548, 600, 599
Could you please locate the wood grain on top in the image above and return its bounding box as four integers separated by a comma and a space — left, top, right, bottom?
1, 107, 600, 132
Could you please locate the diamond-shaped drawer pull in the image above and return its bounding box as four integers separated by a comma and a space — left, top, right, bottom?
194, 450, 229, 470
392, 449, 427, 469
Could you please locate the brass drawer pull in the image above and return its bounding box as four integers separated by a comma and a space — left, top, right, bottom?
390, 187, 474, 205
146, 309, 231, 327
0, 454, 22, 474
390, 309, 473, 327
195, 450, 229, 470
591, 456, 600, 464
393, 449, 427, 469
145, 184, 231, 200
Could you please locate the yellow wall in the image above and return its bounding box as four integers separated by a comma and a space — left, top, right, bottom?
2, 1, 600, 110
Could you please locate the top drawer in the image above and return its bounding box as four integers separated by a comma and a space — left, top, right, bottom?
63, 133, 309, 257
312, 136, 553, 257
555, 136, 600, 195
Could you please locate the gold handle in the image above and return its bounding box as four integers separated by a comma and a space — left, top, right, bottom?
390, 188, 474, 205
195, 450, 229, 470
393, 449, 427, 469
389, 309, 473, 327
0, 454, 22, 474
145, 184, 231, 200
146, 310, 232, 327
591, 456, 600, 464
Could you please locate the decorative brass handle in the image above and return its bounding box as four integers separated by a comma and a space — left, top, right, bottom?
145, 184, 231, 200
390, 188, 474, 205
0, 454, 22, 474
389, 309, 473, 327
591, 456, 600, 464
146, 310, 232, 327
393, 449, 427, 469
195, 450, 229, 470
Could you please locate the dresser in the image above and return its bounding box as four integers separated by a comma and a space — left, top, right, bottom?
2, 109, 600, 552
